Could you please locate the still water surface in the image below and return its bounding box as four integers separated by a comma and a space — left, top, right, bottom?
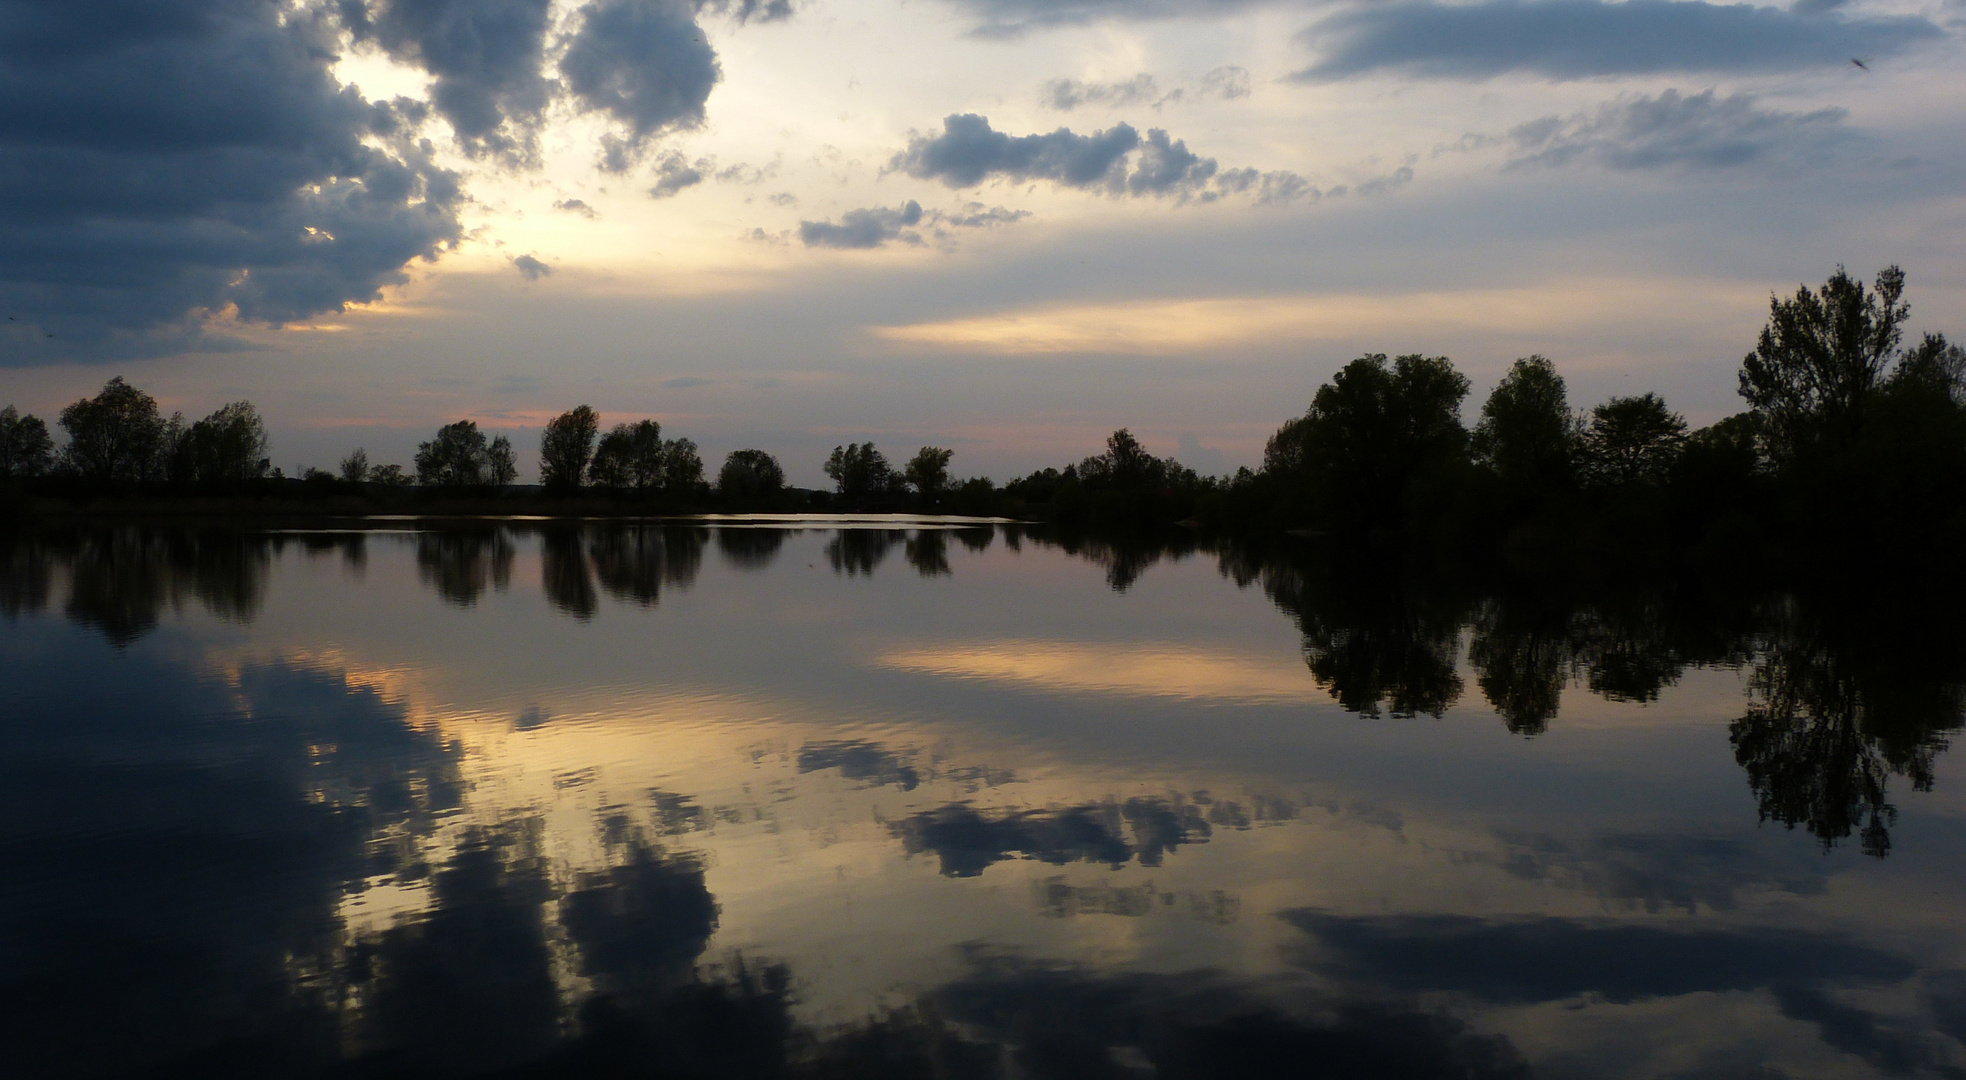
2, 522, 1963, 1078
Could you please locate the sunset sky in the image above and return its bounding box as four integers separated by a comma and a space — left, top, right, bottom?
4, 0, 1964, 483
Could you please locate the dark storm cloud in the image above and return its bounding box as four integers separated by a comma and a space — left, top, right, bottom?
342, 0, 556, 164
0, 0, 465, 364
561, 0, 722, 172
892, 113, 1316, 204
1504, 88, 1851, 171
1291, 0, 1945, 81
1283, 911, 1915, 1002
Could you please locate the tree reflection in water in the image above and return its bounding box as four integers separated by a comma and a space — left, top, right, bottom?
826, 528, 902, 576
6, 523, 1966, 1074
416, 527, 514, 607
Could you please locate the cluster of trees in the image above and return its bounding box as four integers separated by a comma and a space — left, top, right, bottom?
9, 264, 1959, 559
534, 407, 706, 497
1000, 264, 1965, 569
0, 377, 272, 487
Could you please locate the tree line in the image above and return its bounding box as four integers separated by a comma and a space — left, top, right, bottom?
6, 263, 1962, 568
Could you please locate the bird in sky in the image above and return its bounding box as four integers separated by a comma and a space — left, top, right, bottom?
1851, 58, 1871, 71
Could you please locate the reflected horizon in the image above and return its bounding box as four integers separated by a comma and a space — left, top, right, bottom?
3, 521, 1965, 1077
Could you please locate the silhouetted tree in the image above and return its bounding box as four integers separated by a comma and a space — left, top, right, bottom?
0, 405, 55, 478
487, 435, 518, 487
540, 405, 599, 493
591, 420, 664, 492
1473, 355, 1577, 494
416, 421, 493, 487
59, 377, 166, 483
661, 437, 704, 498
718, 449, 784, 498
340, 447, 370, 483
904, 446, 954, 499
1584, 393, 1686, 487
824, 443, 895, 501
169, 401, 271, 485
1740, 265, 1914, 464
1265, 354, 1470, 534
1080, 429, 1164, 488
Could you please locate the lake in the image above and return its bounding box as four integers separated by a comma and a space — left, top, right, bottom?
2, 521, 1963, 1079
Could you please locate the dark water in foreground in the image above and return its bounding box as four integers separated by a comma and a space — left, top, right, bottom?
2, 521, 1964, 1079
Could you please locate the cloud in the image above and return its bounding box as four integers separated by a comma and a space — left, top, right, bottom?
1504, 88, 1851, 171
1291, 0, 1944, 81
1284, 911, 1915, 1003
893, 114, 1142, 190
662, 376, 714, 388
796, 200, 1032, 250
561, 0, 722, 171
701, 0, 796, 22
649, 152, 709, 198
342, 0, 556, 164
1355, 164, 1414, 195
940, 202, 1034, 228
1199, 64, 1252, 99
891, 113, 1316, 204
800, 200, 927, 249
1177, 433, 1228, 475
511, 254, 552, 279
947, 0, 1267, 37
890, 798, 1210, 877
0, 0, 465, 365
1043, 67, 1252, 111
553, 198, 599, 218
1042, 74, 1165, 111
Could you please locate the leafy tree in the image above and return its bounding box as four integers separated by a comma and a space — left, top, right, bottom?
589, 428, 633, 489
340, 448, 370, 483
1473, 355, 1577, 491
370, 463, 410, 486
0, 405, 55, 478
539, 405, 599, 492
661, 437, 704, 497
1584, 393, 1687, 487
1265, 353, 1470, 532
59, 377, 167, 483
824, 443, 895, 500
1887, 337, 1966, 405
1739, 265, 1918, 463
416, 420, 492, 487
174, 402, 270, 485
718, 449, 785, 498
903, 447, 954, 498
1078, 429, 1173, 489
487, 435, 518, 487
590, 420, 664, 491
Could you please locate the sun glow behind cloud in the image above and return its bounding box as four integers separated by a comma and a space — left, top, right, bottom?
869, 277, 1768, 355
